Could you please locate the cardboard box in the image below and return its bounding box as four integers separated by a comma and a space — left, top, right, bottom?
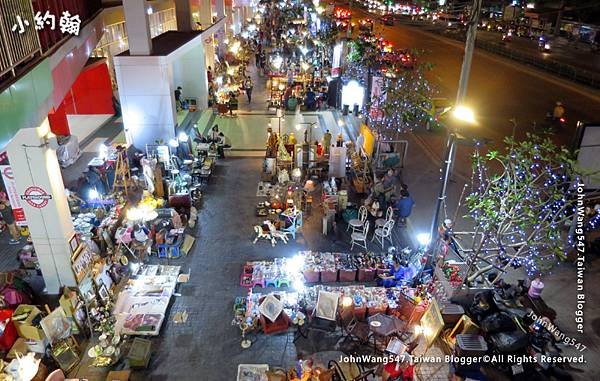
12, 305, 45, 341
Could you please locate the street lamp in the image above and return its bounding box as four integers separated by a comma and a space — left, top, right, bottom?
428, 105, 476, 256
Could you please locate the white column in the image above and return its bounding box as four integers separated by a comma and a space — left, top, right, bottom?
6, 121, 77, 293
199, 0, 213, 26
123, 0, 153, 55
114, 55, 177, 149
204, 39, 215, 70
175, 0, 194, 32
215, 0, 225, 18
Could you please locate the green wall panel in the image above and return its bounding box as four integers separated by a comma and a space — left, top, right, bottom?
0, 59, 53, 149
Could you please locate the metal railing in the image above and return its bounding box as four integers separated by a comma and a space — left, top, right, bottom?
432, 28, 600, 89
0, 0, 42, 77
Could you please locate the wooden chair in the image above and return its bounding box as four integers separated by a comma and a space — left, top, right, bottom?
350, 220, 369, 251
372, 220, 394, 249
347, 205, 367, 233
339, 306, 371, 345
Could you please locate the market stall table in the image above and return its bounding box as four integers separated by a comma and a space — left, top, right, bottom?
368, 313, 405, 352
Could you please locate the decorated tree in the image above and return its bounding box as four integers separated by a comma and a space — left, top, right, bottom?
460, 134, 580, 284
345, 37, 436, 139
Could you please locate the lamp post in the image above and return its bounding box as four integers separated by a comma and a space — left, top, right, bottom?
428, 106, 476, 257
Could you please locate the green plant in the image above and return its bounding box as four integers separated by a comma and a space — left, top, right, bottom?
462, 134, 580, 283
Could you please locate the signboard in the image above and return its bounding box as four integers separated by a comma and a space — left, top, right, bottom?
21, 186, 52, 209
0, 165, 27, 226
420, 298, 444, 347
331, 42, 343, 77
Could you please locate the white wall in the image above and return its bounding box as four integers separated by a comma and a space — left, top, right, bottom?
171, 44, 208, 112
114, 55, 177, 148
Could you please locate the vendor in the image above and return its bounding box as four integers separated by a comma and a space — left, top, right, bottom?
378, 258, 407, 288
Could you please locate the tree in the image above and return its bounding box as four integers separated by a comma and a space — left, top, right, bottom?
460, 134, 579, 284
345, 37, 436, 138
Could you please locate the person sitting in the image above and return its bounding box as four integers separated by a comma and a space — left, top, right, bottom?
378, 258, 408, 288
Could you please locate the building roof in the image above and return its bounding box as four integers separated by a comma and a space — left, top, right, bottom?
117, 31, 203, 57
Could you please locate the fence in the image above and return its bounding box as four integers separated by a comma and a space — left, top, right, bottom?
0, 0, 42, 77
433, 27, 600, 89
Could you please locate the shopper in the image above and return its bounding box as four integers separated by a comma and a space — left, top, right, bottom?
228, 92, 239, 116
174, 86, 182, 109
0, 193, 19, 244
394, 190, 415, 223
243, 76, 254, 103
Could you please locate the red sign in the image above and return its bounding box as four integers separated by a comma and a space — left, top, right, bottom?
20, 186, 52, 209
0, 165, 27, 225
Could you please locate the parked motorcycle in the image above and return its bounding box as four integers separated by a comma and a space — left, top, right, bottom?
502, 30, 513, 42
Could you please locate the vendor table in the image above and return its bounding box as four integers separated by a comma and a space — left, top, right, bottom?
113, 265, 181, 336
368, 313, 405, 352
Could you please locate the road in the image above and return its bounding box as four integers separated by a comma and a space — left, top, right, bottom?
351, 8, 600, 174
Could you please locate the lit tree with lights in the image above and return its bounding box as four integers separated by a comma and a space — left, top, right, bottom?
461, 134, 579, 284
345, 39, 436, 138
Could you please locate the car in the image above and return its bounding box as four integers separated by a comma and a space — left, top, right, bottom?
359, 18, 374, 31
381, 15, 394, 26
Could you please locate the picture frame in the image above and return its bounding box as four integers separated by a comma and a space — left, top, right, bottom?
71, 244, 94, 284
315, 290, 340, 321
98, 283, 109, 302
68, 234, 80, 256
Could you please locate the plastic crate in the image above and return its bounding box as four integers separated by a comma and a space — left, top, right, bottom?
320, 270, 338, 283
455, 334, 488, 357
339, 269, 357, 282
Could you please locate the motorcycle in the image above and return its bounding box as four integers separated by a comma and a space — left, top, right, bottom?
502, 30, 513, 42
538, 37, 551, 52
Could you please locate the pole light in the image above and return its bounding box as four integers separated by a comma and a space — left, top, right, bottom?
428, 107, 476, 259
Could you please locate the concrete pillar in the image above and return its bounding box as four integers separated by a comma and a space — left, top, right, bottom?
114, 55, 177, 149
199, 0, 213, 26
6, 121, 77, 293
175, 0, 194, 32
215, 0, 225, 18
123, 0, 153, 55
204, 39, 215, 71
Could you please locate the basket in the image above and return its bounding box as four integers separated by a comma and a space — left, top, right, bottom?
320, 270, 338, 283
338, 269, 357, 282
367, 305, 388, 316
303, 270, 320, 283
358, 268, 376, 282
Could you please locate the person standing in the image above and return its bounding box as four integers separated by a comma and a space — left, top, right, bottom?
0, 193, 20, 244
174, 86, 182, 110
394, 190, 415, 223
322, 130, 332, 154
228, 92, 238, 116
243, 76, 254, 103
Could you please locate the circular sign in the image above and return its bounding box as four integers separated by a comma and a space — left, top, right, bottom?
2, 167, 13, 180
20, 186, 52, 209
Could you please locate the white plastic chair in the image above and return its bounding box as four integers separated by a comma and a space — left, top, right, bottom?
350, 220, 369, 251
375, 206, 394, 229
347, 205, 368, 234
372, 219, 395, 249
